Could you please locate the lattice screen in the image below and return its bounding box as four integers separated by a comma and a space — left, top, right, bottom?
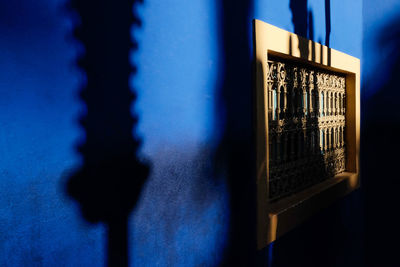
267, 56, 346, 200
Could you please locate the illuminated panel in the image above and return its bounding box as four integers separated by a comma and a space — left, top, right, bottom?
267, 57, 346, 200
254, 19, 360, 248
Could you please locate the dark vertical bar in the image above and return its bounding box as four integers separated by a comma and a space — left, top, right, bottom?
325, 0, 331, 46
325, 0, 331, 65
217, 0, 256, 264
108, 216, 128, 267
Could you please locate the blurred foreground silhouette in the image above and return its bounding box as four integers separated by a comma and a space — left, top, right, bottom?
66, 0, 149, 266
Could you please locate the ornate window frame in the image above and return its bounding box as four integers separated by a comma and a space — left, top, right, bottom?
254, 19, 360, 249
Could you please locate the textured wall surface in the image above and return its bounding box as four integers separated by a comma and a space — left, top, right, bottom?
0, 0, 362, 266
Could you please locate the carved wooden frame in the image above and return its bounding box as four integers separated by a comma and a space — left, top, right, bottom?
254, 19, 360, 249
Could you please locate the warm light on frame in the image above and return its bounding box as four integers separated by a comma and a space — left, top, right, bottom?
253, 19, 360, 249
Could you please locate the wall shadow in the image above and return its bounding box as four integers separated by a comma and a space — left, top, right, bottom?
325, 0, 331, 65
363, 15, 400, 267
289, 0, 331, 65
65, 1, 149, 266
214, 0, 256, 266
290, 0, 311, 60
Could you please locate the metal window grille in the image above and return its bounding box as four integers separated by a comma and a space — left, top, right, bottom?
267, 56, 346, 200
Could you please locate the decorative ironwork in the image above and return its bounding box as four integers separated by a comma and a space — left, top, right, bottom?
267, 56, 346, 200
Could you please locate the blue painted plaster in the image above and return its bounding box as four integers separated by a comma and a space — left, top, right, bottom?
0, 0, 363, 265
363, 0, 400, 98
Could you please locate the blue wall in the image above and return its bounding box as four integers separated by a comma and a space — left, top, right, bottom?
0, 0, 362, 266
362, 1, 400, 266
0, 1, 104, 266
363, 0, 400, 98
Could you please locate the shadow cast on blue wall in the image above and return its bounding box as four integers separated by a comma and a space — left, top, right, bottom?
65, 0, 149, 266
64, 0, 260, 265
62, 0, 366, 266
0, 0, 366, 266
363, 14, 400, 267
213, 0, 256, 265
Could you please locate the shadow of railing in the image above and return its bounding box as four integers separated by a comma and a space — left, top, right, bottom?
65, 1, 149, 266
